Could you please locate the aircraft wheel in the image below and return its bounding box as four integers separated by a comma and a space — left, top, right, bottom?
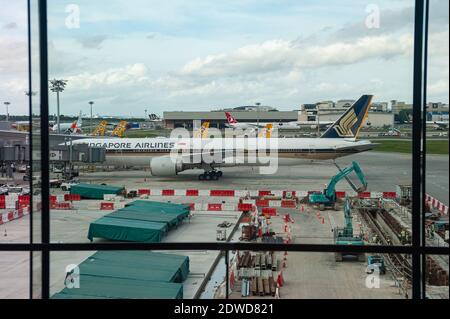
217, 171, 223, 177
211, 174, 219, 181
205, 173, 212, 181
198, 174, 205, 181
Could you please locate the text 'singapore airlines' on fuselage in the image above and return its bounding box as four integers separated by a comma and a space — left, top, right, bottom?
71, 95, 375, 180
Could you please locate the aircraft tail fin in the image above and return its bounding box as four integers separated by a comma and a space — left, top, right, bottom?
194, 121, 210, 138
225, 112, 238, 125
320, 95, 373, 139
111, 120, 128, 137
258, 123, 273, 138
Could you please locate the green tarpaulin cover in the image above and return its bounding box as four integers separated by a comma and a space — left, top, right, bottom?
91, 251, 190, 282
126, 200, 190, 220
70, 183, 125, 199
55, 275, 183, 299
87, 217, 168, 242
107, 208, 181, 228
52, 251, 189, 299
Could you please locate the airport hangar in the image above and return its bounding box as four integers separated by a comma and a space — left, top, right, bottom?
163, 108, 394, 129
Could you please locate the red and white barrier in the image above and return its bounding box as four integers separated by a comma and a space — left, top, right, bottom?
425, 194, 448, 215
188, 202, 256, 212
130, 189, 397, 199
0, 207, 30, 225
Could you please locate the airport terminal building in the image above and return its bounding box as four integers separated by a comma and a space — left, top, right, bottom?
163, 103, 394, 129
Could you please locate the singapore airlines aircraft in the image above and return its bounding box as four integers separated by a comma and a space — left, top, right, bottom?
72, 95, 374, 180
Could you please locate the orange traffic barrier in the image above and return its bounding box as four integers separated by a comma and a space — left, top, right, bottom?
186, 189, 199, 196
138, 189, 150, 195
100, 202, 114, 210
281, 200, 296, 208
238, 203, 253, 212
262, 207, 277, 216
207, 203, 222, 211
162, 189, 175, 196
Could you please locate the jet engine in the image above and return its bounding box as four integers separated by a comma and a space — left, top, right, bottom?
149, 156, 184, 176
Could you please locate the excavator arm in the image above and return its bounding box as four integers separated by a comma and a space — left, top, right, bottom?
325, 161, 367, 199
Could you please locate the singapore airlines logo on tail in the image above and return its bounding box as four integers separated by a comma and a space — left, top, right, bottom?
333, 109, 358, 137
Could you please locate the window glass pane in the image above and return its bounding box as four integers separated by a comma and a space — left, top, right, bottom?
31, 251, 42, 299
425, 255, 449, 299
0, 252, 30, 299
50, 250, 217, 299
0, 1, 31, 244
45, 1, 416, 247
425, 0, 449, 248
224, 252, 412, 299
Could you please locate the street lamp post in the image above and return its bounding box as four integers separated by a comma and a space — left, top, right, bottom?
317, 107, 321, 136
3, 102, 10, 122
255, 102, 261, 128
49, 79, 68, 134
89, 101, 94, 134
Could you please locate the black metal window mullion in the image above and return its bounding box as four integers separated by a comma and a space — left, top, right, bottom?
412, 0, 426, 300
26, 0, 33, 300
38, 0, 50, 300
421, 0, 430, 300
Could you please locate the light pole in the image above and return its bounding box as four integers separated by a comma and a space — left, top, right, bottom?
3, 102, 10, 122
255, 102, 261, 128
89, 101, 94, 134
145, 109, 148, 120
317, 106, 320, 136
49, 79, 68, 134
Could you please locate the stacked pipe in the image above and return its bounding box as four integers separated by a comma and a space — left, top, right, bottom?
426, 257, 449, 286
236, 251, 280, 297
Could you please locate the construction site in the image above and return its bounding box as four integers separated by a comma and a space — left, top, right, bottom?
1, 153, 448, 299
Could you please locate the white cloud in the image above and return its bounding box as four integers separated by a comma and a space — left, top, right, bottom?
180, 34, 413, 78
0, 36, 28, 74
428, 79, 449, 96
66, 63, 149, 90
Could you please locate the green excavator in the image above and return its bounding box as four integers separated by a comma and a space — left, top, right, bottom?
309, 161, 367, 211
334, 197, 365, 262
308, 161, 367, 261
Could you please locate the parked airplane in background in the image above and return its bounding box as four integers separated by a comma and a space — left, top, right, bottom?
50, 111, 83, 134
427, 120, 449, 130
193, 122, 210, 138
71, 95, 374, 180
225, 111, 333, 130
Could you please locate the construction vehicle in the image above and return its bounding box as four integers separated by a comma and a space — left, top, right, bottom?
366, 255, 386, 274
111, 120, 128, 137
91, 120, 108, 136
334, 197, 365, 262
309, 161, 367, 211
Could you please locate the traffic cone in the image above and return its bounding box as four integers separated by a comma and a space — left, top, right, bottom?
321, 217, 325, 224
229, 270, 235, 291
301, 204, 304, 212
277, 271, 285, 287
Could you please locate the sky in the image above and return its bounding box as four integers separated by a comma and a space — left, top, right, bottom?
0, 0, 448, 117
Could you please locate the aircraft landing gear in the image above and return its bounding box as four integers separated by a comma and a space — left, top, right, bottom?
198, 170, 223, 181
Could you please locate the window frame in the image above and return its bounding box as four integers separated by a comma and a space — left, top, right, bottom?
0, 0, 448, 300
